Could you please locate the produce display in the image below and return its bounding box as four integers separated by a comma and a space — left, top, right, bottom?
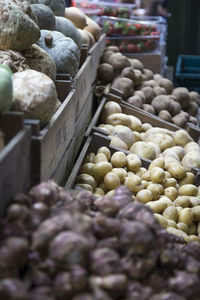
1, 1, 200, 298
101, 17, 160, 36
97, 46, 200, 127
1, 181, 200, 300
106, 36, 159, 53
74, 142, 200, 242
72, 0, 135, 19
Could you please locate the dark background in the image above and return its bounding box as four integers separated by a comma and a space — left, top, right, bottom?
167, 0, 200, 67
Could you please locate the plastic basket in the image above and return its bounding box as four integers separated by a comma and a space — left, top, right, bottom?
175, 55, 200, 92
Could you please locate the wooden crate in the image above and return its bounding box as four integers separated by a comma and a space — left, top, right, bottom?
125, 51, 163, 74
27, 89, 77, 184
107, 89, 200, 142
0, 112, 31, 217
88, 34, 106, 84
65, 132, 150, 190
73, 56, 93, 120
86, 90, 200, 142
55, 74, 72, 102
65, 132, 200, 190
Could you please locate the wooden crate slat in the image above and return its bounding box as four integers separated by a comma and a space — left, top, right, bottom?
0, 126, 31, 217
73, 56, 93, 120
31, 89, 77, 183
88, 34, 106, 83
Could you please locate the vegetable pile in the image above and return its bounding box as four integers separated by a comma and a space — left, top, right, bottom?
1, 181, 200, 299
74, 140, 200, 242
97, 46, 200, 127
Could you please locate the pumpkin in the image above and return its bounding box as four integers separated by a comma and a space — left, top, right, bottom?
36, 30, 80, 77
31, 4, 56, 30
0, 65, 14, 113
28, 0, 65, 16
64, 7, 87, 29
0, 2, 40, 51
0, 50, 29, 73
84, 16, 102, 41
21, 44, 57, 81
55, 16, 82, 50
12, 69, 57, 126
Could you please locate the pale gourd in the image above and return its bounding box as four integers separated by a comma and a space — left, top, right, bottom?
28, 0, 65, 16
55, 16, 82, 50
21, 44, 57, 81
12, 69, 57, 126
31, 3, 56, 30
84, 16, 102, 41
0, 2, 40, 51
36, 30, 80, 77
64, 7, 87, 29
0, 65, 13, 113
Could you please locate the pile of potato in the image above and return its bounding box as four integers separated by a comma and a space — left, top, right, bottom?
75, 145, 200, 242
98, 100, 200, 171
97, 46, 200, 128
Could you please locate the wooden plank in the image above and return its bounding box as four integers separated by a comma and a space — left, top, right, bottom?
125, 51, 163, 74
0, 112, 24, 142
0, 126, 31, 217
51, 88, 95, 186
73, 88, 94, 159
55, 79, 71, 102
65, 132, 150, 190
51, 137, 76, 186
88, 34, 106, 84
31, 89, 77, 184
73, 56, 93, 120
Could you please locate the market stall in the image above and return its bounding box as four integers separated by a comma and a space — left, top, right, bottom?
0, 1, 200, 299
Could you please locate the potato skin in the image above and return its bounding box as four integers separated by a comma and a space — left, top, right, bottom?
97, 63, 115, 84
151, 95, 171, 113
158, 110, 172, 122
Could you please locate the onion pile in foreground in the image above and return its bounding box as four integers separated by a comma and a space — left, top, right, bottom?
0, 181, 200, 300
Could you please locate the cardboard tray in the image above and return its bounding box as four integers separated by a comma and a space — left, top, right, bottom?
0, 112, 31, 217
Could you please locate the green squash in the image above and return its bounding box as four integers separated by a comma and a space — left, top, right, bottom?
31, 4, 56, 30
0, 3, 40, 51
0, 65, 13, 113
55, 16, 82, 50
28, 0, 65, 16
36, 30, 80, 77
